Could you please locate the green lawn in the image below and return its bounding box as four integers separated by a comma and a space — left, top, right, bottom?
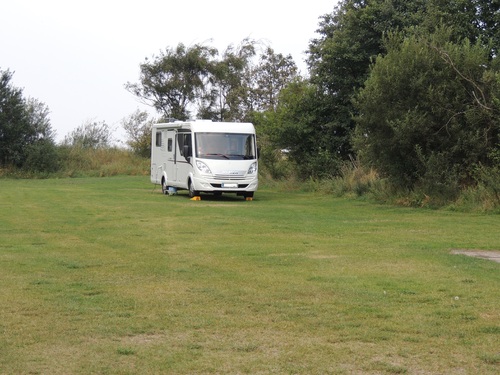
0, 176, 499, 374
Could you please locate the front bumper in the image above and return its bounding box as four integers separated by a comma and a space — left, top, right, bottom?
192, 176, 258, 193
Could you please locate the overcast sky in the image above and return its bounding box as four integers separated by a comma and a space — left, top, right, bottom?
1, 0, 337, 143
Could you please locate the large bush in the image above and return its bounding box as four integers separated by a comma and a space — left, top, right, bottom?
354, 29, 500, 195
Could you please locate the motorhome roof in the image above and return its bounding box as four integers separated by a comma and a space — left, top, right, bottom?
153, 120, 255, 133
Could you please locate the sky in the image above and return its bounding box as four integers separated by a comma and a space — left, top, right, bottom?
1, 0, 338, 143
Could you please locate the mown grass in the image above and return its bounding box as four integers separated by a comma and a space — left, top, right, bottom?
0, 176, 499, 374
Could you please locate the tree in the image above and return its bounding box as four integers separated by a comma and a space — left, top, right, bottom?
0, 68, 58, 171
423, 0, 500, 55
126, 43, 217, 120
266, 79, 345, 179
0, 69, 31, 167
127, 39, 302, 125
295, 0, 500, 180
306, 0, 430, 162
63, 120, 113, 149
22, 98, 59, 173
251, 47, 298, 113
199, 39, 257, 122
25, 98, 55, 141
354, 29, 500, 191
121, 109, 154, 157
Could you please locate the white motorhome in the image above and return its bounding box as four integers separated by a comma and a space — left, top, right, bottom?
151, 120, 258, 199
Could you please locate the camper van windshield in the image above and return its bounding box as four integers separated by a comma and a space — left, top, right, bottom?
196, 133, 256, 160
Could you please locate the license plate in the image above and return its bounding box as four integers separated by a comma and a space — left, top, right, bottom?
222, 183, 238, 188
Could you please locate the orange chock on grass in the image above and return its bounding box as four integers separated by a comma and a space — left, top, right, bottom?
245, 197, 253, 201
190, 196, 201, 201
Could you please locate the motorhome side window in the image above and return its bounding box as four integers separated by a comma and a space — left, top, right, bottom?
155, 132, 162, 147
245, 135, 255, 157
177, 132, 192, 156
167, 138, 172, 152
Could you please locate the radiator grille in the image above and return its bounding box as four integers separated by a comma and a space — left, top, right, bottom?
213, 170, 246, 180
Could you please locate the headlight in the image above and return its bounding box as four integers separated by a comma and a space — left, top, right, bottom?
196, 160, 212, 174
247, 162, 257, 175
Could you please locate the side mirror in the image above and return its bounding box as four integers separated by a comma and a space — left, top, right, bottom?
183, 144, 192, 158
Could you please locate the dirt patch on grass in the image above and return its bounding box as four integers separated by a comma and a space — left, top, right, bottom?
451, 249, 500, 263
121, 333, 167, 345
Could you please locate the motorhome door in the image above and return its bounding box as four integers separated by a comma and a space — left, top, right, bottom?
166, 130, 176, 183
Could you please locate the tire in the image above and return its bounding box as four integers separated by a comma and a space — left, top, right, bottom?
244, 192, 254, 199
161, 179, 168, 195
188, 179, 199, 198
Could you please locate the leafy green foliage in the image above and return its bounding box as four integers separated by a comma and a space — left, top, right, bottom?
63, 120, 113, 149
22, 139, 61, 174
354, 29, 500, 193
0, 69, 58, 172
202, 39, 257, 121
0, 69, 30, 167
298, 0, 500, 184
305, 0, 429, 165
251, 47, 298, 113
126, 43, 217, 120
265, 79, 345, 179
121, 109, 154, 158
127, 40, 299, 124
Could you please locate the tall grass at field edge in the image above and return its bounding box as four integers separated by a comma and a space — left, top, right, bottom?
260, 159, 500, 213
0, 147, 150, 179
58, 147, 150, 178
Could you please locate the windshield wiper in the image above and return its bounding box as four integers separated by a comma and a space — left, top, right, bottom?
205, 153, 230, 159
227, 154, 253, 160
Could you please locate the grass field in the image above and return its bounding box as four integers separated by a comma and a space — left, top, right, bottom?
0, 176, 499, 374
